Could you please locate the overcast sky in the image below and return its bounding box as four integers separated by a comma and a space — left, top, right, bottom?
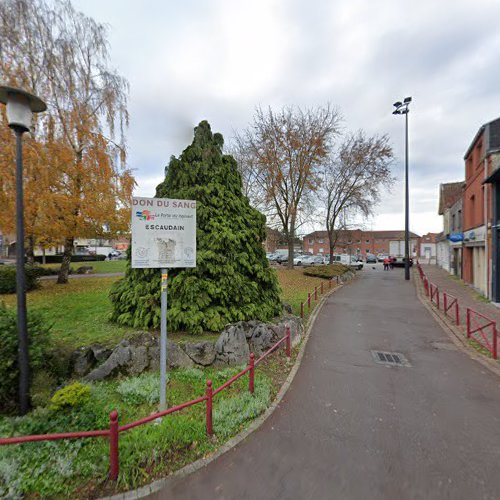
73, 0, 500, 236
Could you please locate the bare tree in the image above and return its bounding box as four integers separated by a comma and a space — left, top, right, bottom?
321, 131, 394, 262
235, 105, 341, 268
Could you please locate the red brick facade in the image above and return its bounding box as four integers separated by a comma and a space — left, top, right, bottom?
303, 230, 420, 256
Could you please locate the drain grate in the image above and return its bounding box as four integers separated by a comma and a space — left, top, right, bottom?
371, 351, 411, 367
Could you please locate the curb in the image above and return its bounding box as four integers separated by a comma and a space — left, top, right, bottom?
101, 277, 350, 500
414, 272, 500, 378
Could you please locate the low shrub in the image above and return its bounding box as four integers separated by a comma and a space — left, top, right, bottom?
0, 265, 41, 294
33, 254, 106, 264
116, 372, 164, 405
32, 266, 75, 276
0, 304, 51, 412
50, 382, 91, 411
303, 263, 349, 279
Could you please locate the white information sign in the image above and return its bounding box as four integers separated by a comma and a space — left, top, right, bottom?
131, 197, 196, 268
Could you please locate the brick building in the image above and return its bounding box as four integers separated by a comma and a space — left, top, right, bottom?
463, 117, 500, 298
303, 229, 420, 257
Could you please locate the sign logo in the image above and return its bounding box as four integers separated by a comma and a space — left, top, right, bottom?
136, 210, 155, 221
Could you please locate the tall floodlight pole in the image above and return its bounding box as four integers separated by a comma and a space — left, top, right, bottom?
393, 97, 412, 281
0, 86, 47, 414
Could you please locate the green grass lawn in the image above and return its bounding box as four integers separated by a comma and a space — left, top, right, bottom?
0, 266, 342, 351
40, 259, 127, 274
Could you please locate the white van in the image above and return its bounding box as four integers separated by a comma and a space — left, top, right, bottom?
331, 254, 363, 270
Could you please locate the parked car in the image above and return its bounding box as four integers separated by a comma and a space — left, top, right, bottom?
293, 253, 310, 266
391, 257, 413, 268
302, 255, 327, 266
377, 254, 388, 262
366, 254, 377, 263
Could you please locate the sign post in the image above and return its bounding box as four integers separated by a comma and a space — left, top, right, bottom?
131, 197, 196, 410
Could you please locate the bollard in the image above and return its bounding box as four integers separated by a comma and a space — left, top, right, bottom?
206, 380, 213, 436
249, 353, 255, 394
493, 328, 498, 360
109, 410, 119, 481
466, 308, 471, 338
286, 326, 291, 358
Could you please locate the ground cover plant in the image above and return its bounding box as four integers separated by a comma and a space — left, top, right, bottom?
0, 365, 276, 498
302, 263, 350, 280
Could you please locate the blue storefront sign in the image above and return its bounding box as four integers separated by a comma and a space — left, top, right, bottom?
448, 233, 464, 242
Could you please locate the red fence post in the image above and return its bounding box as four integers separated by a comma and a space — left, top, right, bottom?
286, 326, 291, 358
329, 279, 332, 289
206, 380, 213, 436
300, 302, 304, 319
314, 287, 318, 301
109, 410, 119, 481
249, 353, 255, 394
466, 308, 471, 338
424, 278, 429, 296
336, 275, 339, 285
493, 327, 498, 360
456, 302, 460, 326
436, 289, 440, 310
321, 282, 324, 294
443, 293, 447, 314
308, 293, 311, 309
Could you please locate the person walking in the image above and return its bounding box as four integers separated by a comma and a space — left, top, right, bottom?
389, 256, 394, 270
383, 257, 390, 271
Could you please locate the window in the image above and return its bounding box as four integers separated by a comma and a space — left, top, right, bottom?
318, 238, 324, 244
366, 240, 370, 243
309, 239, 313, 244
318, 248, 324, 253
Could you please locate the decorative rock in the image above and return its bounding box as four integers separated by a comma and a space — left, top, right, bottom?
128, 345, 149, 375
167, 341, 194, 369
282, 302, 293, 314
184, 341, 216, 366
215, 325, 250, 365
85, 340, 132, 381
249, 324, 278, 356
89, 344, 112, 364
70, 347, 94, 377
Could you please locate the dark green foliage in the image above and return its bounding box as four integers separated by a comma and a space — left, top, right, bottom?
303, 264, 350, 279
110, 121, 282, 333
33, 254, 106, 263
0, 265, 41, 294
0, 304, 51, 412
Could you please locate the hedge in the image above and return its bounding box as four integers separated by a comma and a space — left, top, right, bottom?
0, 265, 41, 294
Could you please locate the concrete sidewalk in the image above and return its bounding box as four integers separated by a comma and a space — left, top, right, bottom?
148, 264, 500, 500
421, 264, 500, 326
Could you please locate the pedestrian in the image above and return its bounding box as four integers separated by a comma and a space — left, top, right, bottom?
389, 256, 394, 270
383, 257, 390, 271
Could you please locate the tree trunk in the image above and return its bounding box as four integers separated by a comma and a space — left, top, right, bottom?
287, 222, 295, 269
57, 237, 74, 284
42, 248, 46, 265
26, 235, 35, 265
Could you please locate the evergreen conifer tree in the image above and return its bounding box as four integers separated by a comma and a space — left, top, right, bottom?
110, 121, 282, 334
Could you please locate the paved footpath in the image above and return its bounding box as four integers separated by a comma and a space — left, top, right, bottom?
150, 264, 500, 500
422, 263, 500, 327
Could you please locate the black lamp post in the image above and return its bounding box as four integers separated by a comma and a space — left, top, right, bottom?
393, 97, 412, 281
0, 86, 46, 414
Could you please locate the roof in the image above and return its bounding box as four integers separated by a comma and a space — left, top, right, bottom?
438, 182, 464, 215
464, 117, 500, 159
303, 229, 420, 239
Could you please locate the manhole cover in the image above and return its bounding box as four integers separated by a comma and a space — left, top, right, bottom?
371, 351, 411, 367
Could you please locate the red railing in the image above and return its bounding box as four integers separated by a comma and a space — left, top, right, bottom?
429, 282, 440, 309
0, 326, 293, 481
443, 292, 460, 325
300, 277, 336, 319
466, 308, 498, 359
416, 260, 498, 360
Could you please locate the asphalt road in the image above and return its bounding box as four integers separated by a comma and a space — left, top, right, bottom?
150, 264, 500, 500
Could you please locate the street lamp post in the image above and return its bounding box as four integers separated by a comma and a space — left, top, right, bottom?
0, 86, 46, 414
393, 97, 412, 281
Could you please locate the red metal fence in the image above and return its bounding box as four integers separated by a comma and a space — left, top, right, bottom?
466, 308, 498, 359
0, 327, 293, 481
416, 261, 498, 360
300, 276, 337, 319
